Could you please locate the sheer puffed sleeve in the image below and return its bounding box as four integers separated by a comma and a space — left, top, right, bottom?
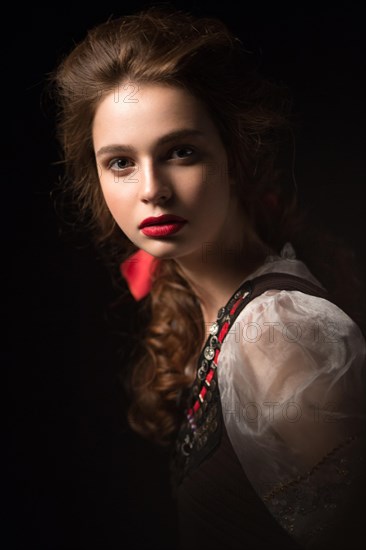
217, 289, 366, 548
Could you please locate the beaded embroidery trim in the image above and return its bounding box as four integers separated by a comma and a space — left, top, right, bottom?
186, 286, 251, 430
170, 279, 253, 486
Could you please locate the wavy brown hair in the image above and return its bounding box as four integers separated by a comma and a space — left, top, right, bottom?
50, 6, 365, 446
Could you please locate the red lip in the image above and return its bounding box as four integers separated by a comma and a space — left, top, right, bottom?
141, 223, 186, 237
139, 214, 187, 229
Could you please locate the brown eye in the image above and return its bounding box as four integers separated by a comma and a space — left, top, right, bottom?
109, 158, 134, 170
171, 147, 195, 159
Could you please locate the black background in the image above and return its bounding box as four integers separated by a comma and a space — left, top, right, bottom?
8, 1, 365, 548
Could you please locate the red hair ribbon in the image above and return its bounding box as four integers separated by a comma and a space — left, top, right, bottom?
120, 248, 159, 301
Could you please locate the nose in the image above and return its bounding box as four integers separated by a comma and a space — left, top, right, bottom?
139, 161, 172, 204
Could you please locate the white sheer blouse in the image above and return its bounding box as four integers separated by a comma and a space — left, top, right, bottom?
216, 242, 366, 545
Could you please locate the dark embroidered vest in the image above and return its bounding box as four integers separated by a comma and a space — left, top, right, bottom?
170, 272, 329, 492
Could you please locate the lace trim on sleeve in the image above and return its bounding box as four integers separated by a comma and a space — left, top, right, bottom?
262, 433, 365, 547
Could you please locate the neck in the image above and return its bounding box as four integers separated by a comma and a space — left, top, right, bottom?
174, 235, 270, 327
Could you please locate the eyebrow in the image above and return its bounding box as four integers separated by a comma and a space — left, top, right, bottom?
95, 129, 205, 157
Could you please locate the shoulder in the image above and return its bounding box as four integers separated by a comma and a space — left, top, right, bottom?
218, 288, 366, 406
218, 243, 366, 395
229, 288, 365, 355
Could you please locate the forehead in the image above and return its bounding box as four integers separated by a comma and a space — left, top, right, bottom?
92, 83, 219, 147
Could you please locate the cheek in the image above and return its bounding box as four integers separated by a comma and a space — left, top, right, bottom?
99, 179, 117, 213
180, 164, 230, 206
99, 178, 131, 225
192, 172, 231, 218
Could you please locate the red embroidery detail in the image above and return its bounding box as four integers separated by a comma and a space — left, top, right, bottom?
187, 290, 248, 425
218, 321, 230, 342
230, 297, 241, 315
199, 387, 207, 401
206, 369, 214, 384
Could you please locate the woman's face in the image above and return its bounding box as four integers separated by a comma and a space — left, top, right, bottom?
93, 83, 240, 262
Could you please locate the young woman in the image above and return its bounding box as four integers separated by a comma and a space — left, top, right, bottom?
51, 7, 366, 549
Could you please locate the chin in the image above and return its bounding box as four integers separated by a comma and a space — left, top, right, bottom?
143, 237, 203, 261
143, 246, 182, 260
